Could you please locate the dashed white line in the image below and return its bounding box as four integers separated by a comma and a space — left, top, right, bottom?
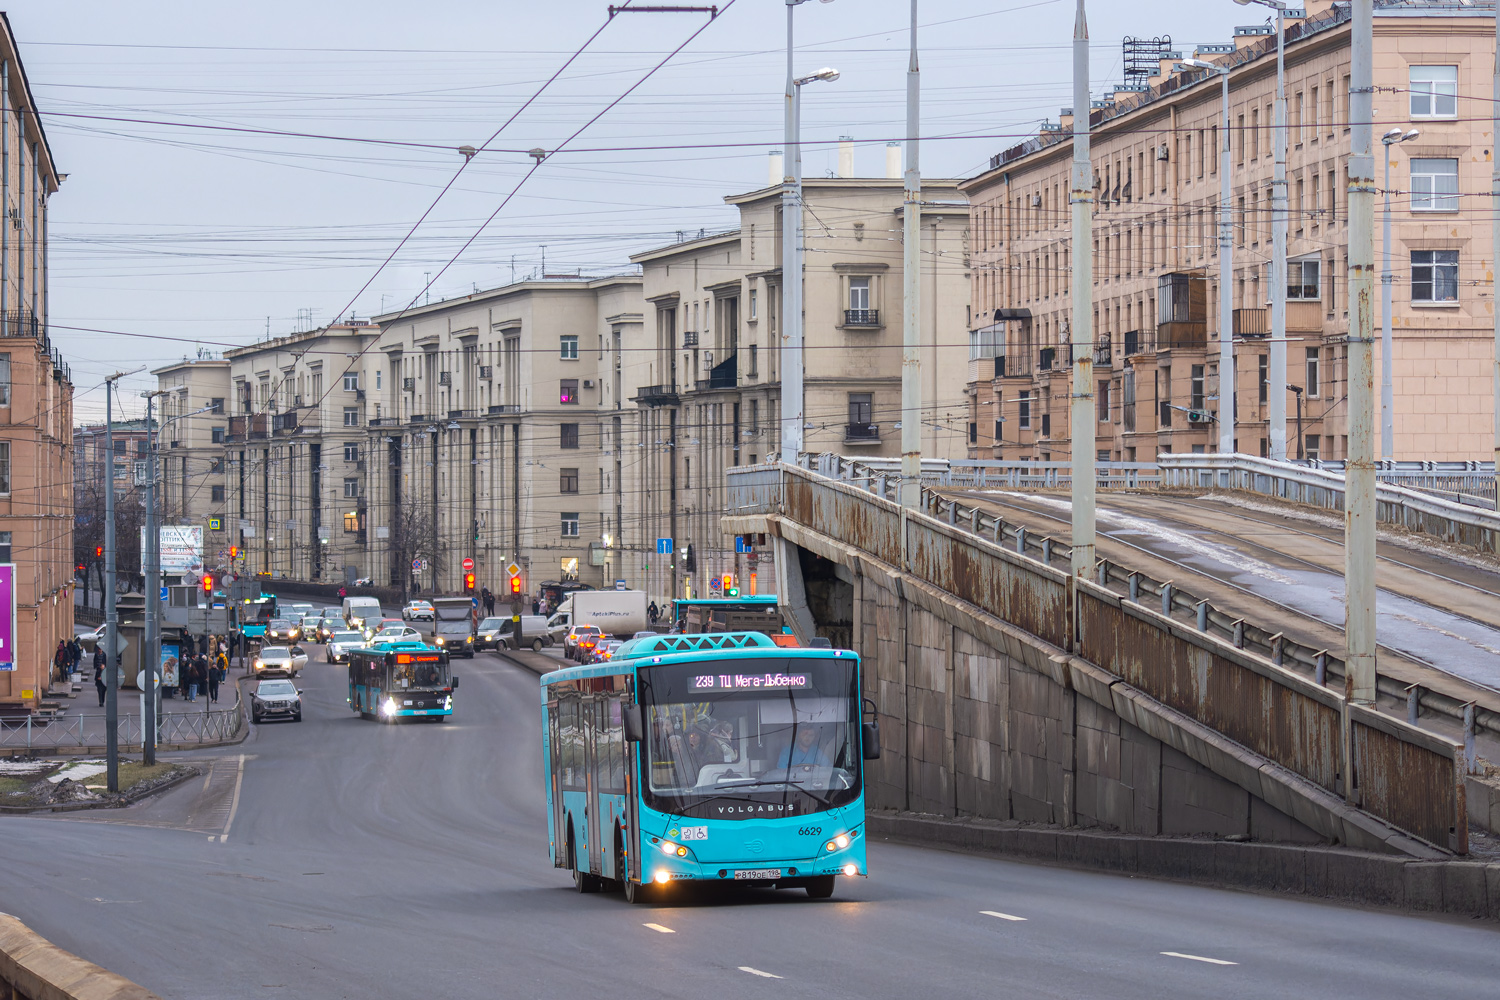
738, 967, 782, 979
980, 910, 1028, 922
1161, 952, 1237, 966
642, 923, 675, 934
218, 754, 246, 843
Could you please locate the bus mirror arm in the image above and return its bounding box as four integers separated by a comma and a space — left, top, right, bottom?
622, 703, 644, 743
862, 722, 881, 761
451, 676, 459, 688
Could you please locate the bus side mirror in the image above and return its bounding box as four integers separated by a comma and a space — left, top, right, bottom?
622, 703, 643, 743
862, 722, 881, 760
451, 677, 459, 688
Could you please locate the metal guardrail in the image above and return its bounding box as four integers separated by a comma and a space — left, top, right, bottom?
729, 457, 1475, 853
0, 696, 244, 752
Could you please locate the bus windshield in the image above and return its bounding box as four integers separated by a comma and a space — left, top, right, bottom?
635, 656, 860, 818
392, 656, 449, 689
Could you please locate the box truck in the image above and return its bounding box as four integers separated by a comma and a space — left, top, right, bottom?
547, 590, 647, 640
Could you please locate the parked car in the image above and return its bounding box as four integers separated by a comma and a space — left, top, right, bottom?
254, 645, 308, 677
402, 600, 435, 622
264, 618, 301, 643
250, 678, 302, 723
325, 630, 365, 663
565, 624, 603, 661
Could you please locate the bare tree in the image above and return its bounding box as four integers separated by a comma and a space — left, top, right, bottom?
385, 491, 436, 604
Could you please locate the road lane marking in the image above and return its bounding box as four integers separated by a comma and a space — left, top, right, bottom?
1161, 952, 1237, 966
738, 967, 782, 979
218, 754, 245, 843
981, 910, 1028, 922
642, 923, 675, 934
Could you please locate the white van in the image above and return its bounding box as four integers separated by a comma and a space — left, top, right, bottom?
342, 596, 383, 629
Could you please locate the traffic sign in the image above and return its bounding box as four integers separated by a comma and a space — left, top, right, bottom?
735, 535, 752, 553
462, 557, 475, 572
412, 558, 428, 572
615, 579, 626, 591
506, 562, 520, 578
657, 538, 673, 555
208, 517, 222, 531
708, 576, 722, 593
159, 587, 168, 601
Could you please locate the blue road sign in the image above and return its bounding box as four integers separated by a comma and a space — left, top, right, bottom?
657, 538, 673, 555
735, 535, 751, 553
160, 587, 168, 601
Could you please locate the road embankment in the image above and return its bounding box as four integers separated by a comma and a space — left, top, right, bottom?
0, 913, 161, 999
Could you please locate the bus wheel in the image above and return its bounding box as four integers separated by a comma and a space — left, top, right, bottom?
623, 874, 651, 905
569, 832, 600, 893
805, 875, 836, 899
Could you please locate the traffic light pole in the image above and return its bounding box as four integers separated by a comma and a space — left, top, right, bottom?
142, 392, 159, 766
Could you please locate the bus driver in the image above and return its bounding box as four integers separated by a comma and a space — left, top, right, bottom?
776, 725, 831, 769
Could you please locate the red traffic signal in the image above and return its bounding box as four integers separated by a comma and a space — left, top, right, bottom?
95, 546, 103, 558
202, 574, 213, 594
464, 572, 476, 592
229, 545, 239, 559
508, 574, 523, 596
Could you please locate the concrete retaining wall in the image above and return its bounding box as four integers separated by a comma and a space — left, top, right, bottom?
869, 812, 1500, 920
0, 913, 160, 999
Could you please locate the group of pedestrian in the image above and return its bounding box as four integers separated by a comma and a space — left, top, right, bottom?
53, 637, 83, 685
178, 635, 230, 703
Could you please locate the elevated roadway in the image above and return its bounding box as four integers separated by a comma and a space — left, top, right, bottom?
1, 647, 1496, 998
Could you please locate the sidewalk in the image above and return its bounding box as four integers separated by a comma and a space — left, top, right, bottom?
491, 646, 563, 677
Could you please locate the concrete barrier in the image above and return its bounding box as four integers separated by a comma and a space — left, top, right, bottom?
0, 913, 160, 999
868, 811, 1500, 920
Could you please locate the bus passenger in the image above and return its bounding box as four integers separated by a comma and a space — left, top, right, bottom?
776, 725, 831, 768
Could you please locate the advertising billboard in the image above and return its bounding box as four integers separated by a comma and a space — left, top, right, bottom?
0, 564, 14, 673
142, 525, 205, 578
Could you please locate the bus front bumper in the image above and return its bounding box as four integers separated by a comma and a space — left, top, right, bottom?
640, 829, 866, 886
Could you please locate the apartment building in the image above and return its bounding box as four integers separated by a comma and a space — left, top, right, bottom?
631, 164, 972, 600
963, 0, 1496, 463
73, 420, 151, 490
0, 13, 71, 711
152, 358, 230, 535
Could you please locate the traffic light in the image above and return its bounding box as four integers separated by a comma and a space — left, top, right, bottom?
202, 574, 213, 594
464, 572, 476, 592
229, 545, 239, 559
508, 574, 523, 597
722, 574, 734, 591
95, 546, 103, 558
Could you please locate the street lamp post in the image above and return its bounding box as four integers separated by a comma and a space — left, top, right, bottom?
779, 0, 837, 464
1069, 0, 1096, 582
1182, 58, 1234, 455
1381, 127, 1420, 459
900, 0, 921, 509
1237, 0, 1289, 460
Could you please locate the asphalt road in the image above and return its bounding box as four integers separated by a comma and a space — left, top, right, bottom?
2, 646, 1497, 999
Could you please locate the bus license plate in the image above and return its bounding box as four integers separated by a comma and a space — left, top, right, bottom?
734, 868, 782, 880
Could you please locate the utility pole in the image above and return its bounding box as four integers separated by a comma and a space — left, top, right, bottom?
780, 0, 803, 462
1346, 0, 1377, 708
899, 0, 921, 508
1218, 63, 1234, 456
1069, 0, 1095, 583
142, 391, 159, 766
102, 372, 137, 793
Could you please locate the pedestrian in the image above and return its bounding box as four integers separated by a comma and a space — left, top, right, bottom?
93, 646, 107, 706
648, 601, 660, 626
180, 654, 193, 700
67, 637, 83, 676
211, 647, 227, 703
53, 641, 69, 684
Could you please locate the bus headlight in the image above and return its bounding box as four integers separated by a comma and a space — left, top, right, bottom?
380, 698, 397, 717
653, 871, 670, 884
825, 833, 851, 852
842, 863, 859, 877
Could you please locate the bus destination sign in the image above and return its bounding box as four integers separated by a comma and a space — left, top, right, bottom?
691, 672, 809, 692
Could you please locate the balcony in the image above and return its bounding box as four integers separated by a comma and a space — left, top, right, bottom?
0, 308, 42, 342
1233, 308, 1268, 338
700, 353, 737, 391
1158, 321, 1208, 350
682, 331, 699, 348
408, 414, 431, 424
633, 384, 680, 406
1092, 339, 1112, 366
488, 404, 521, 415
844, 308, 880, 327
448, 409, 477, 420
228, 414, 268, 441
844, 422, 880, 442
272, 412, 299, 435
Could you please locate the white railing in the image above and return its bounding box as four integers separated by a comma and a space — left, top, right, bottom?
800, 454, 1162, 490
0, 696, 244, 751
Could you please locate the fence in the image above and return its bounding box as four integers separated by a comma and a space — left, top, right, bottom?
730, 457, 1471, 853
0, 695, 244, 753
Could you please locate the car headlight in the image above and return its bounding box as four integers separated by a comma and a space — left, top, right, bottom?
254, 660, 263, 669
435, 637, 444, 644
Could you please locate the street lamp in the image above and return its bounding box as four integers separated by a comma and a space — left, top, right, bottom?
1381, 126, 1420, 460
780, 0, 837, 463
1182, 57, 1235, 454
1237, 0, 1290, 461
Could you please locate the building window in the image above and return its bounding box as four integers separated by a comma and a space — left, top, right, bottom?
344, 478, 359, 498
0, 531, 10, 561
344, 442, 359, 462
560, 423, 579, 449
1190, 365, 1205, 411
211, 485, 226, 502
375, 370, 383, 390
968, 421, 978, 444
136, 440, 148, 456
0, 441, 9, 494
749, 399, 759, 433
993, 419, 1003, 442
1305, 435, 1321, 461
849, 277, 870, 311
559, 467, 579, 494
1097, 380, 1110, 423
560, 379, 579, 404
749, 289, 758, 319
1411, 250, 1459, 302
1259, 355, 1269, 404
1409, 65, 1457, 119
1288, 256, 1320, 300
211, 426, 226, 444
343, 373, 358, 391
343, 407, 359, 426
560, 336, 579, 360
1018, 390, 1032, 430
561, 512, 580, 537
0, 354, 9, 406
747, 343, 758, 376
209, 457, 224, 473
209, 397, 224, 415
1410, 158, 1459, 212
1306, 348, 1321, 398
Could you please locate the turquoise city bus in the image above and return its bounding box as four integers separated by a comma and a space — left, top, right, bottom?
541, 631, 878, 903
347, 642, 456, 721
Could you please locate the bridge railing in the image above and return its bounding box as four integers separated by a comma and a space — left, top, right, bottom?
730, 457, 1472, 853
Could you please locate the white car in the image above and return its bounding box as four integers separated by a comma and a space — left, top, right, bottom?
325, 630, 365, 663
254, 645, 309, 677
372, 626, 423, 644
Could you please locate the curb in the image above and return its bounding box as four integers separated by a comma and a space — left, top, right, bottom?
868, 811, 1500, 921
0, 763, 202, 815
490, 646, 559, 677
0, 912, 162, 999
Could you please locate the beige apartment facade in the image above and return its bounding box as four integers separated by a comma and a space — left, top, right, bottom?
152, 359, 230, 558
0, 12, 71, 711
962, 0, 1496, 463
631, 168, 972, 602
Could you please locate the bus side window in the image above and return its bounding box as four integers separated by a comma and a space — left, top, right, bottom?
560, 700, 585, 791
597, 697, 625, 794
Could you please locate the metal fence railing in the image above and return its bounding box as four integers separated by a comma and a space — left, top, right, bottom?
0, 695, 244, 752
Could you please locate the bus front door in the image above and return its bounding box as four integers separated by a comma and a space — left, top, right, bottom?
585, 699, 603, 876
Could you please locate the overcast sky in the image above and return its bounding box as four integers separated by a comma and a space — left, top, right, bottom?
11, 0, 1255, 422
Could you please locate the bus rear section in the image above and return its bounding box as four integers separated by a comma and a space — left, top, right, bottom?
347, 646, 456, 721
541, 633, 878, 903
